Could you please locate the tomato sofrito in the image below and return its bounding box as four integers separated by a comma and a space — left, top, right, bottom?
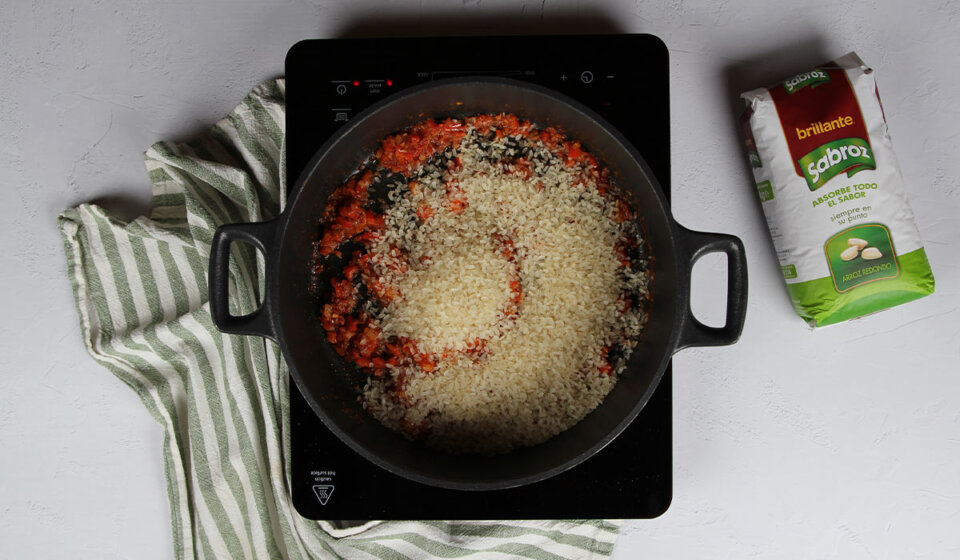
312, 114, 639, 380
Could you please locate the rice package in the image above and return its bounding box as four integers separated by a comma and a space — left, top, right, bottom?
740, 52, 935, 327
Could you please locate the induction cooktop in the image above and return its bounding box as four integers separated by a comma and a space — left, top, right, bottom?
285, 33, 672, 520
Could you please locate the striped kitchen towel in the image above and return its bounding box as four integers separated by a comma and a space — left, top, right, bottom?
57, 78, 622, 559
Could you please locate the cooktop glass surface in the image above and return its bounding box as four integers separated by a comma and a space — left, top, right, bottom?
286, 33, 672, 520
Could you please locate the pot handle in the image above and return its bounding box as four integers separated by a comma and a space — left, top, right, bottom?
674, 225, 748, 351
208, 220, 279, 340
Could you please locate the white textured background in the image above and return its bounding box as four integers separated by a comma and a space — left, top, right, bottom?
2, 1, 959, 558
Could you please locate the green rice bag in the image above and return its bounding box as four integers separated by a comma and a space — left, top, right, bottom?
740, 52, 935, 327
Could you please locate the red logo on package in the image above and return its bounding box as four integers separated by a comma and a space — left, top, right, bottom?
769, 66, 870, 179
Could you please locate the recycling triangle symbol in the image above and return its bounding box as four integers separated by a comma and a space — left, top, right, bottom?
312, 485, 335, 506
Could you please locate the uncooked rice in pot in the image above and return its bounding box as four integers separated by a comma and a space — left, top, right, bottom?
313, 115, 652, 454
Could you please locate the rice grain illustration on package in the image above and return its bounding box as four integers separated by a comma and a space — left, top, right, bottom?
740, 53, 934, 327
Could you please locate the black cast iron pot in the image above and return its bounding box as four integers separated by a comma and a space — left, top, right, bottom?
209, 78, 747, 491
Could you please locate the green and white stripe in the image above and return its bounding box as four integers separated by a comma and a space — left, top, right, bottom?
58, 79, 622, 560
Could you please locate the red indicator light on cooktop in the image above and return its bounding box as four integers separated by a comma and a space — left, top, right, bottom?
352, 80, 360, 86
386, 79, 393, 86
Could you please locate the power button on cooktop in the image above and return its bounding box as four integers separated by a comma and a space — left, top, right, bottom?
580, 71, 594, 84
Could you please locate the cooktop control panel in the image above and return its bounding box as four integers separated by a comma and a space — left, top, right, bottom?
286, 34, 670, 203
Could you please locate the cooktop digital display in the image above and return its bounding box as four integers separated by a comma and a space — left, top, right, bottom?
286, 33, 672, 520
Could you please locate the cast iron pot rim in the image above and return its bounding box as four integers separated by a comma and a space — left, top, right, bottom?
273, 77, 682, 490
